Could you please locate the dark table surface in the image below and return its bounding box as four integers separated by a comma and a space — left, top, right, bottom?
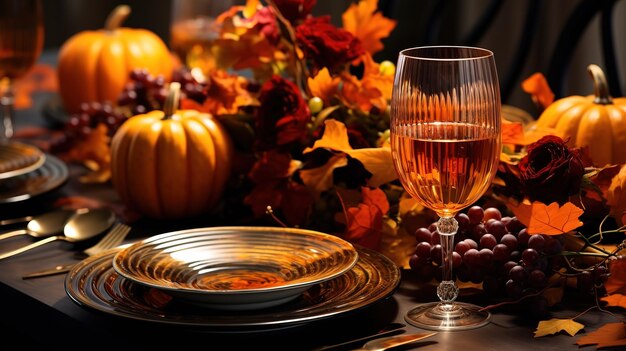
0, 52, 621, 351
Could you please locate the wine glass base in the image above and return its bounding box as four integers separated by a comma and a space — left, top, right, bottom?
405, 301, 491, 331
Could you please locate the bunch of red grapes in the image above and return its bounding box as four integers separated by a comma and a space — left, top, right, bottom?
55, 68, 208, 152
409, 205, 564, 300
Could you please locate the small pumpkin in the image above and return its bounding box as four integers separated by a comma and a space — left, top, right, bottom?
110, 83, 233, 219
536, 64, 626, 166
57, 5, 173, 114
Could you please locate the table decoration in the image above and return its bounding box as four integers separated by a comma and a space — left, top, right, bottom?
109, 82, 233, 219
10, 0, 626, 346
111, 226, 358, 310
66, 244, 399, 331
56, 4, 173, 114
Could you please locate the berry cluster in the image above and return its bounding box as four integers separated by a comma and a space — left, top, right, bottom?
409, 205, 563, 299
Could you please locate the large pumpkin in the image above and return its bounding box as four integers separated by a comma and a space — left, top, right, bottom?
110, 83, 233, 219
57, 5, 173, 114
536, 64, 626, 166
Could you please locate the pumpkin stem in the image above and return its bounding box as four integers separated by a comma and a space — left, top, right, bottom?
588, 64, 613, 105
163, 82, 181, 119
105, 4, 131, 31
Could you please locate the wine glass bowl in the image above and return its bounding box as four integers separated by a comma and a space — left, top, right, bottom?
0, 0, 44, 139
390, 46, 501, 330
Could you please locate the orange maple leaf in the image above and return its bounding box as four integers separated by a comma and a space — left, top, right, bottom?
522, 72, 555, 110
307, 67, 340, 106
342, 0, 397, 55
501, 120, 526, 146
299, 153, 349, 197
601, 294, 626, 309
511, 201, 583, 235
576, 322, 626, 349
341, 187, 390, 249
12, 64, 58, 109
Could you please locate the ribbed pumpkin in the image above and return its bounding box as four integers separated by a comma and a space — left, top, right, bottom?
110, 83, 233, 219
57, 5, 173, 114
536, 64, 626, 166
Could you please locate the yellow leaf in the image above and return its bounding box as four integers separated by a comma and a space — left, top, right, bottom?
299, 153, 348, 197
576, 322, 626, 349
303, 119, 352, 154
534, 318, 585, 337
243, 0, 259, 18
346, 147, 396, 187
342, 0, 397, 55
511, 201, 584, 235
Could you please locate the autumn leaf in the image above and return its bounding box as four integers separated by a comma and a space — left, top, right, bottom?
342, 0, 397, 55
522, 72, 555, 110
341, 187, 390, 249
576, 322, 626, 349
12, 64, 58, 109
501, 120, 526, 146
601, 294, 626, 309
308, 67, 340, 106
534, 318, 585, 337
303, 119, 397, 187
299, 153, 348, 197
511, 201, 584, 235
606, 164, 626, 226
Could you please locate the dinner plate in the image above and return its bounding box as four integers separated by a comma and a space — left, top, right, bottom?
0, 154, 68, 203
112, 226, 359, 310
65, 245, 400, 331
0, 141, 46, 180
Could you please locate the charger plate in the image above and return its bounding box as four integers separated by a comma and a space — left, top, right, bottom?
65, 245, 400, 331
112, 226, 359, 310
0, 141, 46, 180
0, 154, 68, 203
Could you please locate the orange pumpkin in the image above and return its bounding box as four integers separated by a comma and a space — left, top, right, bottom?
57, 5, 173, 114
536, 64, 626, 166
110, 83, 233, 219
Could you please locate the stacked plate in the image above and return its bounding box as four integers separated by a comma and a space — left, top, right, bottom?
0, 141, 68, 203
65, 226, 402, 331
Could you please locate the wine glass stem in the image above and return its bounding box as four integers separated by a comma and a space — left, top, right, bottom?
0, 82, 15, 139
436, 216, 459, 304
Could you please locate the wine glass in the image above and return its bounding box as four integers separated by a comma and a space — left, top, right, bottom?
390, 46, 501, 330
0, 0, 44, 140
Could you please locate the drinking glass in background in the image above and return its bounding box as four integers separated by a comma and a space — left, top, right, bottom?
170, 0, 235, 76
390, 46, 502, 330
0, 0, 44, 140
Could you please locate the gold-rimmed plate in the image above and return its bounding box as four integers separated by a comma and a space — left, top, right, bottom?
65, 245, 400, 331
112, 227, 359, 310
0, 141, 46, 180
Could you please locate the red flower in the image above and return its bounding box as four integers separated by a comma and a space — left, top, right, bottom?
244, 151, 313, 226
296, 16, 364, 73
256, 75, 310, 149
273, 0, 317, 24
518, 135, 585, 204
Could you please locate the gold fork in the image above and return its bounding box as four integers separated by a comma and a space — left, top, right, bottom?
22, 222, 131, 279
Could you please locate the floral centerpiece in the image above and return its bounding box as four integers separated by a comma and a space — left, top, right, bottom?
32, 0, 626, 347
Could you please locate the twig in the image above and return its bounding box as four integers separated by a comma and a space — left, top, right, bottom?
265, 206, 288, 227
478, 278, 565, 312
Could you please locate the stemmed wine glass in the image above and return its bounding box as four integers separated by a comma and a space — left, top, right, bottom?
390, 46, 501, 330
0, 0, 44, 140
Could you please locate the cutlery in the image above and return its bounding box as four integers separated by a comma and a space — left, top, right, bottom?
0, 208, 115, 260
0, 209, 77, 241
313, 323, 406, 351
351, 332, 437, 351
22, 222, 131, 279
